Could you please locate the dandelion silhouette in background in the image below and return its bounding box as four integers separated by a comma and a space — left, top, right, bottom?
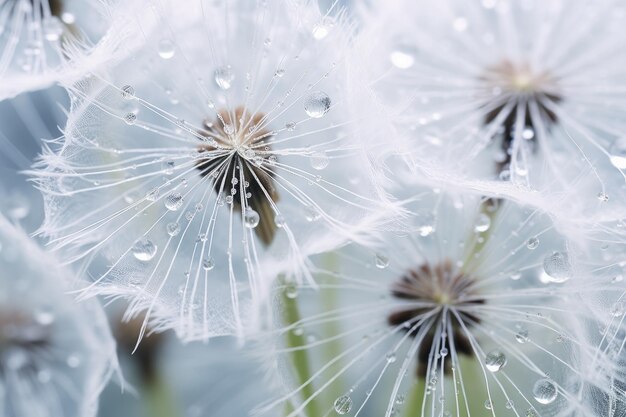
0, 0, 142, 100
356, 0, 626, 211
33, 0, 395, 342
259, 178, 626, 417
0, 213, 118, 417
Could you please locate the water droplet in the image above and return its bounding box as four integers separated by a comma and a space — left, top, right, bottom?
274, 68, 285, 78
597, 192, 609, 202
485, 350, 507, 372
158, 39, 175, 59
375, 253, 390, 269
124, 112, 137, 125
310, 151, 330, 170
304, 205, 320, 222
214, 66, 235, 90
334, 395, 352, 414
202, 257, 215, 271
390, 45, 417, 69
285, 121, 296, 131
526, 237, 539, 250
505, 400, 515, 409
43, 17, 64, 42
244, 208, 260, 228
121, 85, 135, 99
515, 328, 529, 343
474, 213, 491, 232
146, 188, 160, 201
304, 91, 331, 118
165, 193, 184, 211
285, 282, 298, 299
312, 23, 330, 40
484, 399, 492, 410
522, 127, 535, 140
609, 137, 626, 169
532, 379, 557, 404
34, 308, 55, 326
67, 353, 82, 368
274, 214, 286, 228
132, 237, 157, 261
386, 352, 397, 363
542, 252, 573, 283
166, 222, 180, 236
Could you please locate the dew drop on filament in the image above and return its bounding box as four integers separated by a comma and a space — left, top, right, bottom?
304, 92, 331, 118
532, 379, 557, 404
214, 66, 235, 90
132, 237, 157, 261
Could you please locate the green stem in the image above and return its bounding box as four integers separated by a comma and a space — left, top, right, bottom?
402, 376, 426, 417
142, 373, 179, 417
280, 276, 321, 417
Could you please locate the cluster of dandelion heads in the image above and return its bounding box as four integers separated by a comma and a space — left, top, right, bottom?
0, 0, 146, 100
355, 0, 626, 214
257, 180, 626, 417
32, 0, 397, 341
0, 213, 117, 417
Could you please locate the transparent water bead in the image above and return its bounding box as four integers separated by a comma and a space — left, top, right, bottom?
158, 38, 175, 59
121, 85, 135, 100
166, 222, 180, 236
165, 193, 184, 211
132, 237, 157, 261
485, 350, 507, 372
526, 237, 539, 249
390, 44, 417, 69
202, 257, 215, 271
42, 17, 64, 42
333, 395, 352, 414
375, 253, 390, 269
609, 137, 626, 169
532, 379, 557, 404
542, 252, 573, 283
124, 113, 137, 125
474, 213, 491, 232
244, 208, 260, 228
304, 92, 331, 118
310, 151, 330, 170
214, 66, 235, 90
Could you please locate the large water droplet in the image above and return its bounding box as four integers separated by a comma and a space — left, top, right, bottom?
610, 137, 626, 169
532, 379, 557, 404
202, 257, 215, 271
542, 252, 572, 283
333, 396, 352, 414
214, 66, 235, 90
165, 193, 184, 211
304, 92, 331, 118
485, 350, 507, 372
132, 237, 157, 261
158, 39, 175, 59
124, 112, 137, 125
244, 208, 260, 228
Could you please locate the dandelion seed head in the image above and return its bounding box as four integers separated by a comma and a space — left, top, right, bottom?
259, 178, 626, 417
33, 0, 397, 341
0, 213, 117, 417
354, 0, 626, 216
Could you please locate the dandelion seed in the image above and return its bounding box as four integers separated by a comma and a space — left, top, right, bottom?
32, 0, 396, 341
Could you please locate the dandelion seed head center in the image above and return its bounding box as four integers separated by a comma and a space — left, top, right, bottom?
388, 261, 484, 374
195, 106, 280, 247
0, 310, 53, 368
483, 60, 558, 97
